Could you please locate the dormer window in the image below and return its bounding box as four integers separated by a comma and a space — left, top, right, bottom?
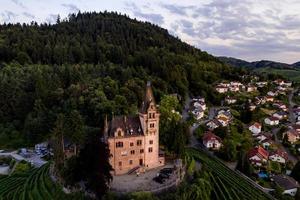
115, 128, 124, 137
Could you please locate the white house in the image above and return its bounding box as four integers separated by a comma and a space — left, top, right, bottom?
255, 132, 272, 143
229, 86, 239, 92
206, 120, 220, 130
260, 139, 274, 149
269, 149, 288, 164
249, 122, 262, 135
273, 175, 299, 196
192, 108, 204, 120
225, 96, 237, 104
272, 111, 288, 120
267, 91, 277, 96
202, 132, 222, 150
193, 101, 206, 111
246, 86, 257, 92
216, 86, 228, 93
264, 117, 279, 126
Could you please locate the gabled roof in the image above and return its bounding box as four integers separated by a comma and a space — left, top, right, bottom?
108, 116, 143, 137
248, 146, 269, 160
270, 149, 288, 161
202, 132, 222, 144
273, 175, 299, 190
267, 116, 279, 121
250, 122, 262, 129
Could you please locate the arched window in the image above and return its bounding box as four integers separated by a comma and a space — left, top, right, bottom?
118, 130, 122, 137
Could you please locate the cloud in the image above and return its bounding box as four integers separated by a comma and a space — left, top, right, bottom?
125, 2, 164, 25
0, 11, 18, 22
61, 3, 79, 13
133, 11, 164, 25
22, 12, 35, 19
11, 0, 26, 9
161, 4, 192, 16
45, 14, 59, 24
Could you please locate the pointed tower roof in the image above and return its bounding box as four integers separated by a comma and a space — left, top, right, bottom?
139, 81, 156, 114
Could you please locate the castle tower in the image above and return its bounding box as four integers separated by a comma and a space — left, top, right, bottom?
139, 81, 160, 168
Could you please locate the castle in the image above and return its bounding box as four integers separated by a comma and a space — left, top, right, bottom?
104, 82, 165, 175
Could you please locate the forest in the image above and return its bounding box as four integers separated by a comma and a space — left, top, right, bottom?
0, 11, 246, 198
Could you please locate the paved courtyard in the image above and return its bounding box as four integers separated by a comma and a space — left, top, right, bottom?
110, 163, 180, 193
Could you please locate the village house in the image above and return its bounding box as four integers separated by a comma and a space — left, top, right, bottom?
267, 91, 277, 97
269, 149, 288, 164
104, 82, 164, 175
255, 96, 267, 105
273, 175, 299, 196
272, 111, 288, 120
216, 86, 228, 93
191, 108, 204, 120
192, 99, 206, 111
249, 103, 257, 111
256, 81, 268, 87
225, 96, 237, 104
283, 129, 300, 144
249, 122, 262, 135
217, 116, 230, 126
248, 146, 269, 167
260, 138, 274, 149
265, 96, 274, 102
264, 116, 279, 126
274, 79, 285, 86
219, 82, 230, 87
229, 86, 239, 92
273, 102, 287, 111
206, 119, 220, 130
246, 85, 257, 92
255, 132, 272, 143
202, 132, 222, 150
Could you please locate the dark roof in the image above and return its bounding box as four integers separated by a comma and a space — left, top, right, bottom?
139, 81, 156, 114
108, 116, 143, 137
273, 175, 299, 190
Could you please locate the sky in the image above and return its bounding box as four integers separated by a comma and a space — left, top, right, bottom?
1, 0, 300, 64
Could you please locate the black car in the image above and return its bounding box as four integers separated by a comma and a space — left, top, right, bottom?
158, 172, 170, 179
153, 176, 165, 184
160, 168, 173, 175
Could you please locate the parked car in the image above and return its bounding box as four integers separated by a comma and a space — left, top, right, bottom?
153, 176, 165, 184
160, 168, 174, 175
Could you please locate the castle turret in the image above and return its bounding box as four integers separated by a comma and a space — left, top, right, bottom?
139, 81, 160, 168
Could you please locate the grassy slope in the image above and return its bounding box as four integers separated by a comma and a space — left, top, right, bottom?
254, 67, 300, 82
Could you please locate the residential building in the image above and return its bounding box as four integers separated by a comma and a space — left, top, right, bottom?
273, 175, 299, 196
249, 122, 262, 135
248, 146, 269, 166
283, 129, 300, 144
269, 149, 288, 164
202, 132, 222, 150
264, 116, 279, 126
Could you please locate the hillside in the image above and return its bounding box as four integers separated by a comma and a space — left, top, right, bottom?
0, 11, 242, 147
218, 56, 295, 69
219, 56, 300, 81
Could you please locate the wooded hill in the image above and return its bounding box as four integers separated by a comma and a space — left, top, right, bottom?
0, 11, 245, 148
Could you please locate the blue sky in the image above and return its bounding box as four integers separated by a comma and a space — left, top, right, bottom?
1, 0, 300, 63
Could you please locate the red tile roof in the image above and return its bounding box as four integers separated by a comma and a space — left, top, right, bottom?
202, 132, 222, 144
270, 149, 288, 161
248, 146, 269, 160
